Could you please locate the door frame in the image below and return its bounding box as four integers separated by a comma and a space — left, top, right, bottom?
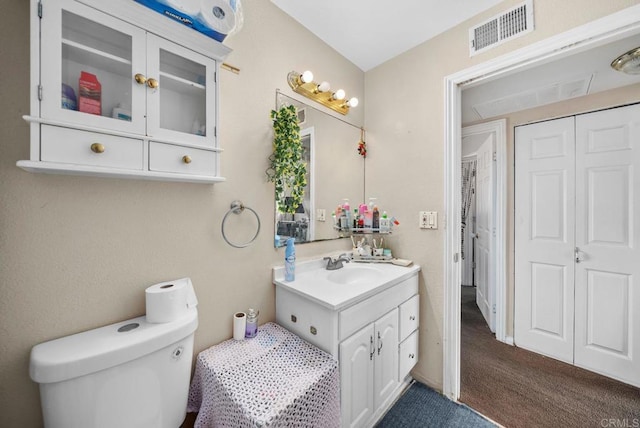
443, 5, 640, 400
462, 121, 507, 337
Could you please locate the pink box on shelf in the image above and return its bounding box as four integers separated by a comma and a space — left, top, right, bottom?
78, 71, 101, 115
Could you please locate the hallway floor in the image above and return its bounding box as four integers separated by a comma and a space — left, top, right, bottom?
459, 286, 640, 428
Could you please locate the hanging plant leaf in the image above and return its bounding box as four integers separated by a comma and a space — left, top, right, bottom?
267, 105, 307, 214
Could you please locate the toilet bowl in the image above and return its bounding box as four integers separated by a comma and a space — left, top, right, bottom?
29, 307, 198, 428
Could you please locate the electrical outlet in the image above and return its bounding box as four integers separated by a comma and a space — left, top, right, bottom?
419, 211, 437, 229
317, 209, 326, 222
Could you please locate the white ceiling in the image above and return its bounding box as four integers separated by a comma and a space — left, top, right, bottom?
461, 33, 640, 123
270, 0, 504, 71
271, 1, 640, 119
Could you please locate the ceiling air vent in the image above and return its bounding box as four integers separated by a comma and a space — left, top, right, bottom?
470, 0, 534, 56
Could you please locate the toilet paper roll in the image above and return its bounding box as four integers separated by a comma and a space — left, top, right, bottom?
233, 312, 246, 340
145, 277, 198, 324
199, 0, 237, 36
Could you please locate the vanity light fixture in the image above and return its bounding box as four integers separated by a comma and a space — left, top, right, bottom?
286, 70, 358, 115
611, 46, 640, 74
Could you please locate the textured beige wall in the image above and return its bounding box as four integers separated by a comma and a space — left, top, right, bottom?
0, 1, 363, 426
364, 0, 640, 389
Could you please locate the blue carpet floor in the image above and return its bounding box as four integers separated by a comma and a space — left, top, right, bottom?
376, 382, 497, 428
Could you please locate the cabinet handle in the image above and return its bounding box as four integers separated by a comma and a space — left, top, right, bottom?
182, 155, 192, 164
409, 315, 416, 321
147, 78, 159, 89
409, 353, 415, 359
377, 331, 383, 355
90, 143, 105, 154
369, 336, 374, 361
134, 73, 147, 85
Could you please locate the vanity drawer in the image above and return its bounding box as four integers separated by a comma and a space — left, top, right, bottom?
41, 125, 143, 170
399, 294, 419, 342
149, 142, 217, 176
399, 330, 418, 380
339, 274, 418, 341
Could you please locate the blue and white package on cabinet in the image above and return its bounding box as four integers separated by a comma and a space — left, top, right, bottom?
134, 0, 241, 42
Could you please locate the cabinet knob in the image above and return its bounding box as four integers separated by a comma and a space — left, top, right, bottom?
90, 143, 105, 154
182, 155, 192, 164
147, 78, 159, 89
134, 73, 147, 85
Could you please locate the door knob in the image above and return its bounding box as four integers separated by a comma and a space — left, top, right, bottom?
575, 247, 585, 263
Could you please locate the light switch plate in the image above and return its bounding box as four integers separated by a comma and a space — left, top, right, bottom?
317, 209, 326, 222
419, 211, 437, 229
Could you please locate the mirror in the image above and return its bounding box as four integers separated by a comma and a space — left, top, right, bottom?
274, 91, 365, 247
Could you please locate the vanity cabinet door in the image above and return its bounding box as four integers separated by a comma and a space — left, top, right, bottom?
340, 324, 375, 428
374, 308, 399, 410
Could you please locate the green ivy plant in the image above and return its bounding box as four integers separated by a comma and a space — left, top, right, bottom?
267, 105, 307, 214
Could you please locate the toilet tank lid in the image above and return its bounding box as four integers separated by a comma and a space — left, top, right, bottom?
29, 308, 198, 384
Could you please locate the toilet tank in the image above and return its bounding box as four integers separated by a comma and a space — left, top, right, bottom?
30, 308, 198, 428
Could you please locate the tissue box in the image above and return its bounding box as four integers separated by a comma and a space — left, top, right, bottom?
78, 71, 101, 115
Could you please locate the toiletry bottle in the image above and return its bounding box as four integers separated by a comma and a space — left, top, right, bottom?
353, 208, 359, 229
285, 238, 296, 281
343, 199, 351, 229
245, 308, 259, 338
373, 205, 380, 230
380, 211, 390, 233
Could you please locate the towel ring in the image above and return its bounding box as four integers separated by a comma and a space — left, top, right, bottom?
221, 200, 261, 248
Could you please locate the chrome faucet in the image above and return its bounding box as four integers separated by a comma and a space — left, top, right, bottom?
324, 254, 350, 270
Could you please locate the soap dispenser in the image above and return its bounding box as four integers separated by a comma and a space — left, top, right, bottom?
245, 308, 259, 338
285, 238, 296, 281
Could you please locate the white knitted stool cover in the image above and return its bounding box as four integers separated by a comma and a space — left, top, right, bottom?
188, 322, 340, 427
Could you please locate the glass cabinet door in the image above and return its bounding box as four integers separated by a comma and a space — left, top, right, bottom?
40, 0, 146, 134
146, 34, 217, 149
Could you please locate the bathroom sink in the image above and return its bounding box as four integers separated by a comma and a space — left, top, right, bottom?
273, 256, 420, 310
327, 265, 382, 285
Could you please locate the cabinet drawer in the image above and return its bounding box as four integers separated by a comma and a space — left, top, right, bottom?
339, 274, 418, 341
399, 294, 419, 342
149, 142, 216, 176
399, 330, 418, 380
41, 125, 143, 170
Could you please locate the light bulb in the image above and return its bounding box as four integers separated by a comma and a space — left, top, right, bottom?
317, 81, 330, 93
347, 97, 359, 108
301, 70, 314, 83
332, 89, 345, 100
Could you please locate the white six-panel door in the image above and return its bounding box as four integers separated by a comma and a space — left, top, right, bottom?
475, 135, 496, 333
574, 104, 640, 387
515, 117, 576, 364
515, 104, 640, 387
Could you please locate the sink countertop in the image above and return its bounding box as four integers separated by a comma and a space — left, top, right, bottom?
273, 258, 421, 311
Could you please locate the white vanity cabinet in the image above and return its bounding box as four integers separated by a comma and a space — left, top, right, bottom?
274, 261, 420, 428
19, 0, 230, 183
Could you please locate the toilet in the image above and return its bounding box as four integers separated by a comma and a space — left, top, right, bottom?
29, 307, 198, 428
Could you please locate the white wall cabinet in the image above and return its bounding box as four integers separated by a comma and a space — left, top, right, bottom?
276, 270, 420, 428
19, 0, 230, 183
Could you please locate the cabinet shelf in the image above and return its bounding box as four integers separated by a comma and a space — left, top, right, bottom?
62, 38, 132, 78
159, 71, 206, 94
